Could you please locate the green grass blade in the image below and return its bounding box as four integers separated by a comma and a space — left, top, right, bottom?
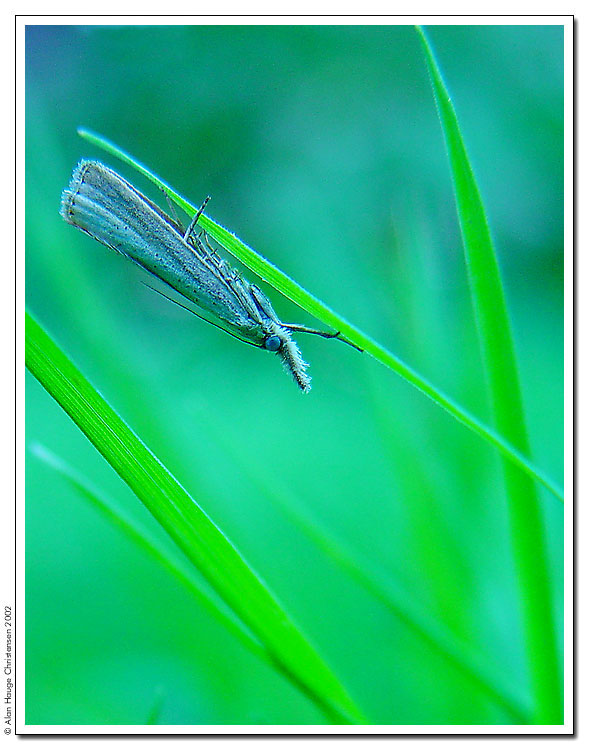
76, 127, 563, 503
281, 508, 532, 723
25, 310, 366, 725
29, 442, 271, 668
201, 416, 531, 721
416, 26, 563, 723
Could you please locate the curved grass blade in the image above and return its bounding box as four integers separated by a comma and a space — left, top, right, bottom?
416, 26, 563, 723
25, 311, 366, 725
201, 414, 532, 723
29, 442, 270, 668
77, 127, 563, 503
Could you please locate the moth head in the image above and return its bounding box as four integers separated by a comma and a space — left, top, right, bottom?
263, 334, 282, 352
262, 325, 311, 393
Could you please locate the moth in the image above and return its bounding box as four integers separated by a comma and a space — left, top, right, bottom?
60, 160, 355, 392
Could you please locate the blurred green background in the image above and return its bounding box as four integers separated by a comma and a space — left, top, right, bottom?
25, 24, 564, 725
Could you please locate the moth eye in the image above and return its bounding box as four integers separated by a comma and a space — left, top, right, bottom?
264, 335, 282, 352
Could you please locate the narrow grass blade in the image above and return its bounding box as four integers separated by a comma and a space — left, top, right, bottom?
29, 442, 270, 668
25, 311, 365, 724
76, 127, 563, 503
200, 415, 531, 722
416, 26, 563, 723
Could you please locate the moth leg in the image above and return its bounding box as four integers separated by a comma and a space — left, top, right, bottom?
249, 285, 282, 324
281, 324, 363, 352
198, 228, 217, 253
184, 196, 211, 243
227, 276, 265, 325
191, 226, 224, 268
160, 188, 185, 233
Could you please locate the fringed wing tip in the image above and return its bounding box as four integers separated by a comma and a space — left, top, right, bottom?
59, 160, 92, 224
59, 188, 75, 224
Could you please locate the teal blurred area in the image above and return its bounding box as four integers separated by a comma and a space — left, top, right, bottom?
25, 24, 564, 725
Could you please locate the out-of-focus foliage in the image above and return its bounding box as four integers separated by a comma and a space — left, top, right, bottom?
25, 24, 563, 725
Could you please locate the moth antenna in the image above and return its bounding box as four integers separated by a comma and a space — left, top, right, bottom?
140, 281, 262, 349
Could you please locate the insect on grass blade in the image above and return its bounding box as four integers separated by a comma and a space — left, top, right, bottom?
59, 160, 356, 392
